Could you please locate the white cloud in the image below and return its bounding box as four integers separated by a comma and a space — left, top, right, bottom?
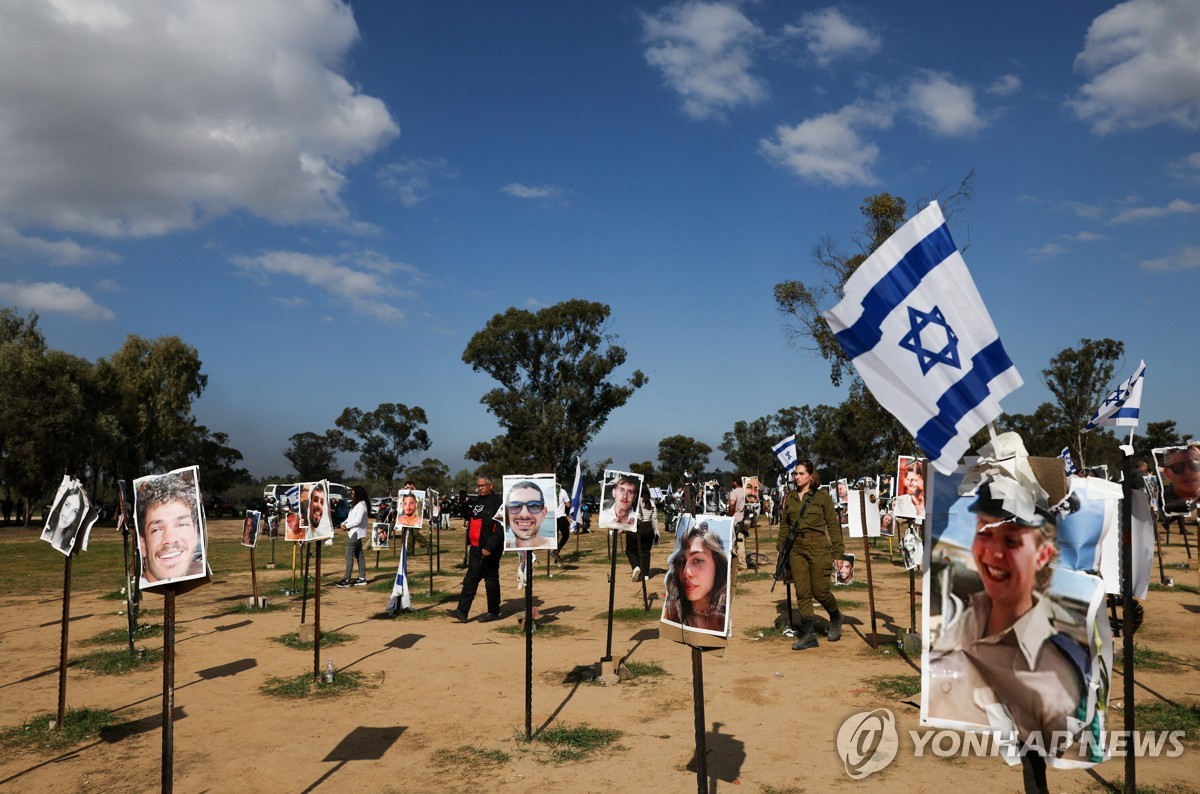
501, 183, 567, 201
1167, 151, 1200, 180
1068, 0, 1200, 133
0, 281, 115, 320
905, 71, 984, 136
0, 224, 120, 265
986, 74, 1022, 96
231, 249, 424, 323
0, 0, 398, 239
1027, 242, 1067, 260
640, 0, 766, 121
784, 7, 880, 67
1063, 231, 1106, 241
759, 101, 894, 186
379, 157, 454, 207
94, 278, 122, 292
1140, 245, 1200, 271
1109, 198, 1200, 223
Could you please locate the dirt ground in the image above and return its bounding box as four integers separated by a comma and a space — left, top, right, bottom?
1, 518, 1197, 794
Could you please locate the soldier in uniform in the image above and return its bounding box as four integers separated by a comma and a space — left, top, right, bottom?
928, 483, 1097, 759
777, 460, 845, 650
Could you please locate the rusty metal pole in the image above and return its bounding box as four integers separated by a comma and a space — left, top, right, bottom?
56, 544, 77, 729
162, 585, 176, 794
860, 490, 878, 649
313, 542, 322, 681
250, 546, 259, 605
691, 646, 707, 794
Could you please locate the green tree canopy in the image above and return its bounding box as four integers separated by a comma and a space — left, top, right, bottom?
283, 431, 354, 482
1042, 338, 1125, 469
335, 403, 431, 489
718, 417, 777, 479
403, 457, 451, 492
463, 299, 646, 477
656, 435, 711, 488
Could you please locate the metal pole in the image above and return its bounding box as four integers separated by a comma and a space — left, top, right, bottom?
120, 510, 136, 656
428, 520, 434, 596
1120, 455, 1136, 794
753, 521, 760, 572
604, 530, 617, 661
690, 646, 707, 794
1154, 521, 1166, 584
909, 568, 917, 631
314, 542, 322, 681
57, 545, 75, 729
436, 516, 442, 574
525, 552, 533, 741
300, 542, 311, 624
162, 585, 176, 794
859, 490, 878, 649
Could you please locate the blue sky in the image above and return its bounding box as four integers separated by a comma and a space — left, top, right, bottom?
1, 0, 1196, 479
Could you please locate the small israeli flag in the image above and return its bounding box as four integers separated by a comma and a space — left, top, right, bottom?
1083, 360, 1145, 432
1060, 447, 1078, 475
569, 456, 583, 525
823, 201, 1022, 474
773, 434, 798, 472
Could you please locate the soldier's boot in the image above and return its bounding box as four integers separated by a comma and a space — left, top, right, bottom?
827, 609, 843, 642
791, 618, 819, 650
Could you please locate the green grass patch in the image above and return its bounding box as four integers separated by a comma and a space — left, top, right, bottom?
99, 590, 127, 601
1, 707, 116, 751
496, 622, 582, 638
528, 722, 622, 763
600, 608, 660, 622
259, 669, 367, 699
222, 601, 288, 615
744, 625, 794, 642
1148, 581, 1200, 595
411, 589, 456, 604
760, 787, 805, 794
835, 599, 863, 609
623, 660, 668, 680
432, 744, 511, 770
835, 580, 871, 590
1122, 702, 1200, 742
81, 624, 162, 646
869, 674, 921, 699
378, 607, 437, 620
1087, 778, 1193, 794
367, 578, 395, 593
736, 570, 778, 582
1113, 644, 1185, 671
73, 648, 162, 675
270, 630, 355, 650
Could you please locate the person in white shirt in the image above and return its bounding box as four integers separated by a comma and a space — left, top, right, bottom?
336, 485, 370, 587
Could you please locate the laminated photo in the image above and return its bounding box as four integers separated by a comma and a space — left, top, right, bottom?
922, 466, 1111, 769
742, 476, 760, 505
241, 511, 261, 548
900, 525, 921, 571
846, 489, 881, 538
660, 514, 733, 638
1154, 444, 1199, 518
134, 465, 210, 592
40, 474, 91, 556
880, 512, 896, 538
833, 552, 856, 585
502, 474, 557, 550
893, 456, 926, 521
282, 483, 304, 541
395, 489, 425, 528
301, 480, 334, 542
372, 522, 390, 550
599, 469, 642, 531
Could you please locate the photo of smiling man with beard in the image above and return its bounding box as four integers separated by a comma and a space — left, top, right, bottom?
135, 466, 207, 589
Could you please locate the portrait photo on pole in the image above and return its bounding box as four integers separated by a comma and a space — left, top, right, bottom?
599, 469, 642, 531
241, 511, 260, 548
880, 512, 896, 538
660, 514, 733, 638
502, 474, 557, 550
134, 465, 210, 592
921, 449, 1111, 769
41, 474, 92, 556
742, 476, 760, 505
833, 552, 855, 585
1154, 444, 1199, 518
372, 522, 390, 550
283, 483, 303, 541
900, 525, 921, 570
834, 478, 849, 506
302, 480, 334, 542
395, 489, 425, 528
893, 456, 927, 521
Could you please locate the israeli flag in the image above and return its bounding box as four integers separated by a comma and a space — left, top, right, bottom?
1083, 360, 1145, 432
773, 434, 798, 472
569, 456, 583, 525
823, 201, 1022, 475
1060, 447, 1078, 475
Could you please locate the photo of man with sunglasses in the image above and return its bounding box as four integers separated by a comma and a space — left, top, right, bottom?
502, 475, 557, 550
1155, 444, 1200, 517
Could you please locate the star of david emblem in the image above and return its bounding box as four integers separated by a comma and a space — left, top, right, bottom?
898, 305, 961, 375
1103, 386, 1125, 407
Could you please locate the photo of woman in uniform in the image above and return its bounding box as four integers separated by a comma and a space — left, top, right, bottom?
924, 480, 1109, 767
661, 517, 732, 636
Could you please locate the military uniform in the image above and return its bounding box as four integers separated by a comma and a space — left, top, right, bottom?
778, 488, 843, 620
928, 592, 1099, 760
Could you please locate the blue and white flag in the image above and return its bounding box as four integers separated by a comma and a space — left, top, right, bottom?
569, 456, 583, 526
823, 201, 1023, 475
773, 434, 798, 472
1083, 360, 1145, 432
1060, 447, 1078, 475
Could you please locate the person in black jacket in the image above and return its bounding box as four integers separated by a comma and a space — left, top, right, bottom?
447, 476, 504, 622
